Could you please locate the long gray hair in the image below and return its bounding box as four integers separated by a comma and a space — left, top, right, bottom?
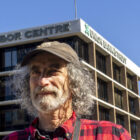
13, 62, 95, 118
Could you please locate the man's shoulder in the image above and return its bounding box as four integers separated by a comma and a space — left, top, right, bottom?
80, 119, 131, 139
2, 128, 30, 140
80, 119, 117, 126
80, 119, 125, 130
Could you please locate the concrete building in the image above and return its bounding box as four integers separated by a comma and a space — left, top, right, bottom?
0, 19, 140, 139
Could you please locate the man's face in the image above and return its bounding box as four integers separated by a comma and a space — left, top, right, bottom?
29, 52, 70, 113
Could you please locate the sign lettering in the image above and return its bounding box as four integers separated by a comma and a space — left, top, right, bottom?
84, 24, 126, 64
0, 23, 70, 43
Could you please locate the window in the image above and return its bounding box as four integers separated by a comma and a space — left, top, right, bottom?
127, 73, 133, 91
99, 106, 109, 121
113, 63, 121, 83
0, 42, 41, 72
96, 51, 106, 73
114, 88, 123, 109
3, 48, 17, 71
129, 97, 135, 114
0, 105, 32, 131
131, 120, 137, 139
0, 76, 15, 101
116, 114, 124, 127
97, 78, 108, 101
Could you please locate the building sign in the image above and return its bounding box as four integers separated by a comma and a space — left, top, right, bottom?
0, 23, 70, 44
0, 19, 127, 65
84, 23, 127, 64
0, 19, 139, 76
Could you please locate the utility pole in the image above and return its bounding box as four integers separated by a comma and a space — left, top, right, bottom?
74, 0, 77, 19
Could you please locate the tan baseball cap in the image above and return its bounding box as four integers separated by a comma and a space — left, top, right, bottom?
21, 41, 80, 66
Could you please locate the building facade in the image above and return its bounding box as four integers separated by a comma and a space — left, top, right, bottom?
0, 19, 140, 139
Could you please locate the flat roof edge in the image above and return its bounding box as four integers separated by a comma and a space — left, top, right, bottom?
0, 19, 81, 47
79, 19, 140, 77
0, 18, 140, 77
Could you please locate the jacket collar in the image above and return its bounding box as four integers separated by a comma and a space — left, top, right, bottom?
28, 112, 76, 139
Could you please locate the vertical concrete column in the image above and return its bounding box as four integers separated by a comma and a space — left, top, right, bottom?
88, 42, 98, 120
133, 75, 139, 94
123, 90, 129, 112
94, 44, 98, 69
94, 71, 98, 97
108, 81, 114, 105
121, 66, 127, 87
135, 98, 140, 117
110, 108, 116, 123
88, 42, 96, 67
88, 42, 97, 97
94, 70, 99, 120
124, 115, 131, 133
137, 121, 140, 139
127, 93, 130, 113
139, 98, 140, 117
96, 101, 99, 121
106, 55, 113, 78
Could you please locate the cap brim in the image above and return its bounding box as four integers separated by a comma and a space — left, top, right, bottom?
21, 48, 70, 66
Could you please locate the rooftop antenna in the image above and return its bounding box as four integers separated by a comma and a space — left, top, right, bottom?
74, 0, 77, 19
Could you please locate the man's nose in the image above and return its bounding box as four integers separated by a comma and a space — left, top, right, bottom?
38, 76, 51, 86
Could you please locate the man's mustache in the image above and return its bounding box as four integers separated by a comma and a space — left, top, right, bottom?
33, 86, 59, 97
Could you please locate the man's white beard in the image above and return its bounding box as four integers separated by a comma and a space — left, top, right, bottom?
31, 85, 69, 113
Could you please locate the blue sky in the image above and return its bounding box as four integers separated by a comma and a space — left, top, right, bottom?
0, 0, 140, 68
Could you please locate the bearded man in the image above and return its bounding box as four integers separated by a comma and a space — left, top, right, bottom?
3, 41, 131, 140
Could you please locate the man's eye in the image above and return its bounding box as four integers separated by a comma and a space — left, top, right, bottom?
31, 70, 41, 75
47, 69, 58, 75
